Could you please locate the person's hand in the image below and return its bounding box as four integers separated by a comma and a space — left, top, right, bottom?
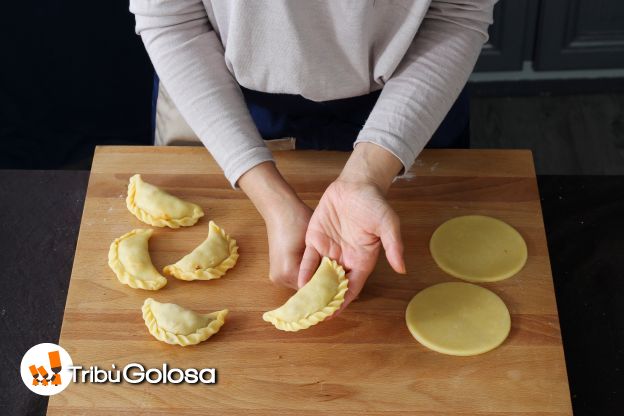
297, 143, 406, 315
264, 199, 312, 289
238, 161, 312, 289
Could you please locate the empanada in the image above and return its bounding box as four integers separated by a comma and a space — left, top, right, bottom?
263, 257, 347, 332
126, 174, 204, 228
108, 229, 167, 290
163, 221, 238, 281
142, 298, 228, 346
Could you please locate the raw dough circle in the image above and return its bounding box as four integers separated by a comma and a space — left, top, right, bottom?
405, 282, 511, 356
430, 215, 527, 282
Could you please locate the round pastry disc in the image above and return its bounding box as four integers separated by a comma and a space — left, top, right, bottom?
405, 282, 511, 356
430, 215, 527, 282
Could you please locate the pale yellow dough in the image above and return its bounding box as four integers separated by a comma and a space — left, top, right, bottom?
108, 229, 167, 290
163, 221, 238, 281
430, 215, 527, 282
263, 257, 348, 332
142, 298, 228, 346
405, 282, 511, 356
126, 174, 204, 228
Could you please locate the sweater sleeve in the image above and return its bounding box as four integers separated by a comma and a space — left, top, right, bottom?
355, 0, 495, 174
129, 0, 273, 187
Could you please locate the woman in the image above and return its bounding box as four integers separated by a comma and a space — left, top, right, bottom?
130, 0, 495, 315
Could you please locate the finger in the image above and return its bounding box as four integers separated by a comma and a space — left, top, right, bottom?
306, 229, 343, 266
378, 210, 406, 274
329, 267, 369, 319
297, 245, 321, 288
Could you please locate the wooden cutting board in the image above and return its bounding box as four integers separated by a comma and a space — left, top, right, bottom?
48, 146, 572, 415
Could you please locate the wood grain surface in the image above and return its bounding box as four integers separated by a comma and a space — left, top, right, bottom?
48, 146, 572, 415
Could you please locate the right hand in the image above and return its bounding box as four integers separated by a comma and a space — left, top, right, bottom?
238, 161, 312, 289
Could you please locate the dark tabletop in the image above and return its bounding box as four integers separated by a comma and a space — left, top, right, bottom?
0, 171, 622, 416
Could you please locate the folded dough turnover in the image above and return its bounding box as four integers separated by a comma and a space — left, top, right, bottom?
142, 298, 228, 346
263, 257, 347, 332
126, 174, 204, 228
163, 221, 239, 281
108, 229, 167, 290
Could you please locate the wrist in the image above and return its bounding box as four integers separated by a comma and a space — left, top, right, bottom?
339, 142, 403, 193
238, 161, 303, 221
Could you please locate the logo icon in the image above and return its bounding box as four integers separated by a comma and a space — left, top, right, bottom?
20, 343, 73, 395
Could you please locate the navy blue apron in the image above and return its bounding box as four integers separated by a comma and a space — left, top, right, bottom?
152, 76, 469, 149
240, 86, 469, 150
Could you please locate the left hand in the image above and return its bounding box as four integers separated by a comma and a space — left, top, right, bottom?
297, 143, 407, 315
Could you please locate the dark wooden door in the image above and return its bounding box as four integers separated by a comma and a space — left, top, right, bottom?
474, 0, 531, 72
534, 0, 624, 70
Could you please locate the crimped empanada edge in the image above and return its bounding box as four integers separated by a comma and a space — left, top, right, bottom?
141, 298, 228, 346
263, 258, 348, 332
107, 229, 167, 291
126, 174, 204, 229
163, 221, 239, 281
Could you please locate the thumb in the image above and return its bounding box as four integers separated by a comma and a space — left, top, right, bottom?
297, 246, 321, 288
378, 209, 406, 274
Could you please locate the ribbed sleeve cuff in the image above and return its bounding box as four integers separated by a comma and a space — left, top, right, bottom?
222, 145, 275, 188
